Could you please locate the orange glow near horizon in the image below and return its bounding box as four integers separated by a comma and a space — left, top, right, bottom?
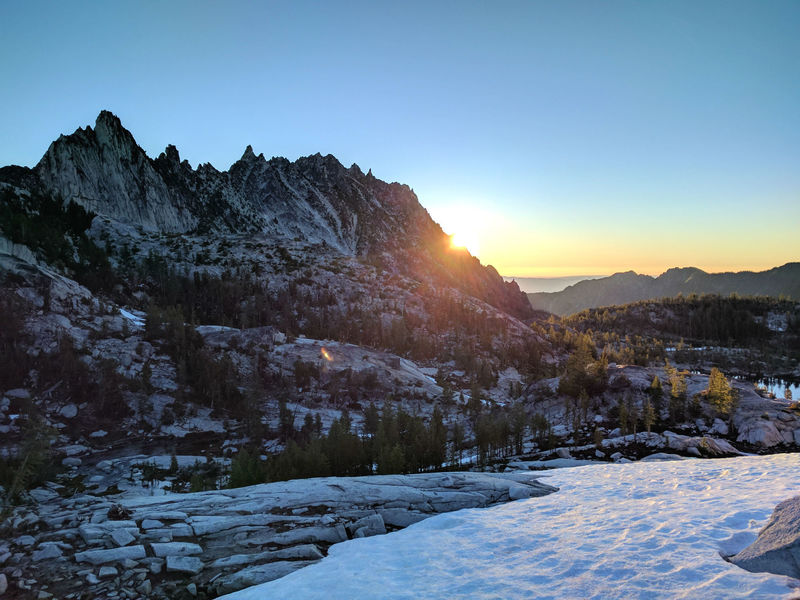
428, 199, 799, 280
320, 347, 333, 362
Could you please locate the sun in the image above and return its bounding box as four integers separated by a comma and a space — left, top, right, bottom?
450, 230, 480, 257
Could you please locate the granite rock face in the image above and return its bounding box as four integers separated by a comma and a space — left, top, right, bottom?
728, 495, 800, 579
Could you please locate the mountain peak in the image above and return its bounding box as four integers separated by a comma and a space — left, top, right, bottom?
164, 144, 180, 164
241, 144, 257, 162
96, 109, 124, 130
92, 110, 141, 160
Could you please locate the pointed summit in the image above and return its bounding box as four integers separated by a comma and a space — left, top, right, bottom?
164, 144, 180, 164
92, 110, 140, 160
96, 110, 124, 131
241, 145, 257, 161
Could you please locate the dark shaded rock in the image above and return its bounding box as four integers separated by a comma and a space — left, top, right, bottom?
728, 495, 800, 578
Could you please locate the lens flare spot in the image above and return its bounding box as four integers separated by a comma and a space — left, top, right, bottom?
450, 232, 480, 256
321, 347, 333, 362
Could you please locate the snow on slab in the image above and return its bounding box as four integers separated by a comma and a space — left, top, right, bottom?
220, 454, 800, 600
119, 308, 145, 327
195, 325, 240, 335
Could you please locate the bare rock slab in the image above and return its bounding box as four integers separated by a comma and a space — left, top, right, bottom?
728, 495, 800, 578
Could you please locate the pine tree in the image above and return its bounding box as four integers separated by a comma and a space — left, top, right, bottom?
643, 398, 655, 435
278, 399, 295, 441
648, 375, 663, 417
618, 399, 629, 436
510, 403, 527, 455
363, 403, 380, 436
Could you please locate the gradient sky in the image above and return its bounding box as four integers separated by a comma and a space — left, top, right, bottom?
2, 1, 798, 277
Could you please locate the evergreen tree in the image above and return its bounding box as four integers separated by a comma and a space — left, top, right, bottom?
510, 403, 527, 455
278, 399, 295, 441
618, 399, 629, 436
363, 402, 380, 436
648, 375, 663, 417
643, 398, 655, 435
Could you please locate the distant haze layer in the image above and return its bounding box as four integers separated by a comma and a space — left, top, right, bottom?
503, 275, 604, 294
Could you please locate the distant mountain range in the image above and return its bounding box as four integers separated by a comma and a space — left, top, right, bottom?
527, 264, 800, 316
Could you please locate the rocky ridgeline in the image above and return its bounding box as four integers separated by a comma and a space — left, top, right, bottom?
1, 110, 532, 320
0, 471, 556, 599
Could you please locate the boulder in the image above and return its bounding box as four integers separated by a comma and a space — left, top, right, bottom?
215, 561, 314, 595
555, 447, 572, 459
32, 543, 62, 561
271, 525, 347, 546
728, 495, 800, 578
141, 518, 164, 529
15, 535, 35, 547
141, 558, 164, 574
75, 545, 146, 565
710, 419, 729, 435
29, 488, 59, 503
348, 514, 386, 538
136, 579, 152, 595
151, 542, 203, 557
210, 545, 323, 569
98, 566, 118, 578
166, 555, 204, 575
737, 420, 785, 447
663, 432, 742, 457
640, 453, 684, 462
110, 529, 136, 547
58, 404, 78, 419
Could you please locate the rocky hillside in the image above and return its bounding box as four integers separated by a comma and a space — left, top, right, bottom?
562, 295, 800, 380
528, 264, 800, 316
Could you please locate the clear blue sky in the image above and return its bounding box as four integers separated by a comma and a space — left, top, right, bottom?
2, 0, 798, 276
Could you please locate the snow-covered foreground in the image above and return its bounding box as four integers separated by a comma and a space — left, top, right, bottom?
222, 454, 800, 599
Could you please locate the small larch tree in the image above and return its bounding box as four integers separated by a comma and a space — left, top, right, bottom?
706, 367, 737, 418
